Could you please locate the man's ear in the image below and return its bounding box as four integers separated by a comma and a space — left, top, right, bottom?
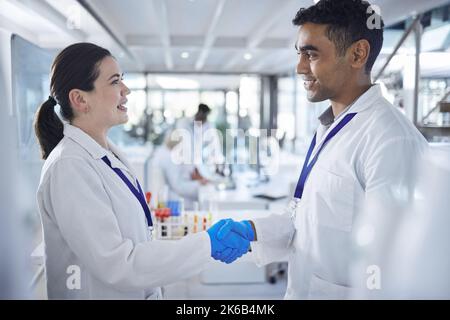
349, 39, 370, 70
68, 89, 89, 114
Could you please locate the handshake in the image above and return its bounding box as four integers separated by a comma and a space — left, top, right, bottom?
206, 219, 255, 264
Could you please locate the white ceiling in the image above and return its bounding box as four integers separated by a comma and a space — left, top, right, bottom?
1, 0, 450, 75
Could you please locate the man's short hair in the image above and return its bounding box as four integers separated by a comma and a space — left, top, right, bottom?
197, 103, 211, 114
292, 0, 384, 73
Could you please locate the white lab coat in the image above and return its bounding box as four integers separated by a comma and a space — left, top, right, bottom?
151, 144, 201, 209
36, 123, 211, 299
250, 85, 428, 299
383, 146, 450, 299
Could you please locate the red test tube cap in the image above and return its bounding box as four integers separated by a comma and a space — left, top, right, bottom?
145, 192, 152, 204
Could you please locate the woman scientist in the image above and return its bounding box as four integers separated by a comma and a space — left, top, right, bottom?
34, 43, 248, 299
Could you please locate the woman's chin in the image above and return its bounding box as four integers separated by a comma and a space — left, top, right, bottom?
116, 115, 129, 125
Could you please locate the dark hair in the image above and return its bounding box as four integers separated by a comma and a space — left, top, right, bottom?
34, 43, 112, 159
197, 103, 211, 114
292, 0, 384, 73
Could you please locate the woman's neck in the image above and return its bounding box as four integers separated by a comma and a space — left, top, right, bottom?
72, 120, 109, 149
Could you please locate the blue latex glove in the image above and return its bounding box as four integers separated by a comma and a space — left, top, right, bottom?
213, 220, 251, 263
217, 248, 240, 264
207, 219, 250, 263
207, 219, 229, 257
217, 220, 255, 242
214, 223, 248, 263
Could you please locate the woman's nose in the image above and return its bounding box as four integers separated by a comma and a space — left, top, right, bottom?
122, 82, 131, 96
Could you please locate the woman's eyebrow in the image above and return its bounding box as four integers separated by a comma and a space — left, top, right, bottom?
107, 72, 124, 81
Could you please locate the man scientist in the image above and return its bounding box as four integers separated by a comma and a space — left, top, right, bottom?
208, 0, 428, 299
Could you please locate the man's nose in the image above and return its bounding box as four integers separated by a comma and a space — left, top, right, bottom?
296, 54, 310, 75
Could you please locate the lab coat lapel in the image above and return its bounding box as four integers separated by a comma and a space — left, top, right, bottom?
309, 124, 329, 165
307, 85, 381, 165
107, 141, 138, 179
64, 124, 138, 182
63, 123, 107, 160
307, 120, 342, 166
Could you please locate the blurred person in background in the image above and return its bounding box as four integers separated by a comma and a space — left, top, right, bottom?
151, 129, 209, 209
176, 103, 224, 174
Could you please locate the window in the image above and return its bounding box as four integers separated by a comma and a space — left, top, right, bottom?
277, 76, 296, 150
239, 76, 260, 129
226, 91, 239, 129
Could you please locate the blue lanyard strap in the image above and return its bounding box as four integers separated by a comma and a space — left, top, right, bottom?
101, 156, 153, 227
294, 112, 357, 199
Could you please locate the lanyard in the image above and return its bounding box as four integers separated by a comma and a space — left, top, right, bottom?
294, 112, 357, 199
101, 156, 153, 227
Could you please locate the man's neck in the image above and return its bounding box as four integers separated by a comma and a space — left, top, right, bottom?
331, 80, 372, 117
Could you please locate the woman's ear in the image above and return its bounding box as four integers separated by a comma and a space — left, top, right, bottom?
68, 89, 89, 114
350, 39, 370, 70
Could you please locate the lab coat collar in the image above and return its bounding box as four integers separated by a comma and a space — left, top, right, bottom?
317, 84, 381, 126
344, 84, 382, 114
63, 123, 137, 177
63, 123, 108, 160
107, 142, 137, 176
309, 84, 382, 163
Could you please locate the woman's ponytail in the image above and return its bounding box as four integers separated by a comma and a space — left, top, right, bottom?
34, 96, 63, 160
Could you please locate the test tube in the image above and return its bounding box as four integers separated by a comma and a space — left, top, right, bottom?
145, 192, 152, 204
208, 200, 218, 215
165, 208, 172, 239
193, 215, 198, 233
207, 212, 212, 229
182, 213, 189, 236
202, 216, 207, 231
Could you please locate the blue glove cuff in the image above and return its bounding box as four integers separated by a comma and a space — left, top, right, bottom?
242, 220, 255, 241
